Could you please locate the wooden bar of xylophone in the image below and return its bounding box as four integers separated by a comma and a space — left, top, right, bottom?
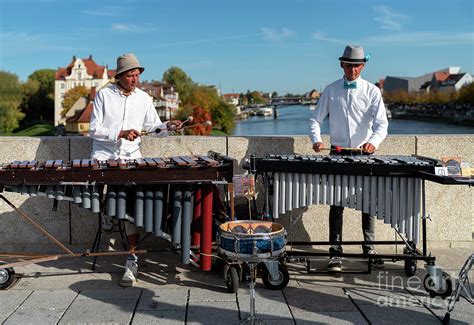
252, 154, 440, 245
0, 151, 234, 271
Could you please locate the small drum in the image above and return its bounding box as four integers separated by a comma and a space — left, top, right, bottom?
217, 220, 286, 262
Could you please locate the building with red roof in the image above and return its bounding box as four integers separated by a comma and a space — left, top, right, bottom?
54, 55, 115, 126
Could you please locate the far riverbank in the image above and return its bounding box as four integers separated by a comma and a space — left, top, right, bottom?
231, 105, 474, 136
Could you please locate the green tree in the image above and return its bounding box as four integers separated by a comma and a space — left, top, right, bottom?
61, 85, 90, 115
0, 71, 25, 133
162, 66, 195, 103
456, 83, 474, 105
212, 100, 235, 134
23, 69, 55, 123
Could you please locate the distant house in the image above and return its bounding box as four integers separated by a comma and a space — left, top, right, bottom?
140, 81, 179, 120
384, 67, 462, 93
433, 73, 473, 93
64, 87, 96, 135
222, 93, 240, 106
54, 55, 115, 126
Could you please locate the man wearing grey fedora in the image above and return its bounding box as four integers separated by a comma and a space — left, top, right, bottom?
90, 53, 183, 286
309, 45, 389, 272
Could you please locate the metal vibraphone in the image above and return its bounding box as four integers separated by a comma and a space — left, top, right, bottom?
248, 153, 467, 295
0, 151, 234, 289
256, 154, 437, 245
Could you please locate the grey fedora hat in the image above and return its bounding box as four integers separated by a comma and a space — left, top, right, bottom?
115, 53, 145, 75
338, 45, 368, 63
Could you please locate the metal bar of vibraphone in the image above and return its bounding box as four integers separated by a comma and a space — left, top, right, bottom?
293, 172, 299, 209
320, 174, 327, 205
422, 180, 427, 257
273, 172, 279, 217
377, 176, 385, 220
172, 187, 183, 246
414, 178, 421, 244
300, 173, 306, 207
154, 186, 164, 236
327, 174, 334, 205
362, 176, 370, 214
117, 186, 126, 219
135, 186, 144, 227
334, 174, 341, 207
406, 178, 414, 242
279, 172, 286, 215
307, 174, 313, 206
384, 177, 391, 225
391, 177, 400, 230
286, 172, 293, 212
399, 177, 407, 237
144, 187, 154, 232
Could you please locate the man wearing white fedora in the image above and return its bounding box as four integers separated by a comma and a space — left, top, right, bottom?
309, 45, 389, 272
89, 53, 182, 286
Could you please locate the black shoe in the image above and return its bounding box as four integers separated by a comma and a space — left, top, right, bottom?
367, 249, 384, 268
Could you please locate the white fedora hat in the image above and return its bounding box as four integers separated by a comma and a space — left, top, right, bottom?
115, 53, 145, 75
338, 45, 369, 64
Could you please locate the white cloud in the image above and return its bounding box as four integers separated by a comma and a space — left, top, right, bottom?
261, 27, 296, 41
367, 31, 474, 46
311, 32, 346, 44
0, 31, 78, 54
111, 23, 158, 33
82, 7, 123, 17
373, 5, 407, 31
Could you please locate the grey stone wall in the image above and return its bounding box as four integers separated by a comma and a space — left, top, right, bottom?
0, 135, 472, 252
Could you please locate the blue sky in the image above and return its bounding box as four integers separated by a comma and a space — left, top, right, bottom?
0, 0, 472, 94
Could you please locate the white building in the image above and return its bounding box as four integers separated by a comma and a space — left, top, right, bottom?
54, 55, 115, 126
140, 82, 179, 120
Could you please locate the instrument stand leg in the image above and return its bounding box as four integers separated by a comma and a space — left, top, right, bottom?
90, 213, 103, 270
443, 254, 473, 324
241, 262, 264, 324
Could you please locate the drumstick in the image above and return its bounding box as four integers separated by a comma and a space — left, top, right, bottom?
320, 146, 363, 153
141, 116, 194, 136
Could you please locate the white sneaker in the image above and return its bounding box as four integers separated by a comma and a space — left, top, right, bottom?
120, 255, 138, 287
327, 256, 342, 273
101, 214, 114, 233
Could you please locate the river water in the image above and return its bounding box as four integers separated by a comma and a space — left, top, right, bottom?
231, 105, 474, 136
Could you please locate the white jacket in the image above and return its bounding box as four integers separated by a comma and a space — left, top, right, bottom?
89, 84, 168, 160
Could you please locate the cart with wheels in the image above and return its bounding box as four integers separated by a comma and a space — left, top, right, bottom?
217, 220, 289, 293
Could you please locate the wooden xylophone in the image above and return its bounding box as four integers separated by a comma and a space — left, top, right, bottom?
251, 154, 441, 244
0, 151, 234, 271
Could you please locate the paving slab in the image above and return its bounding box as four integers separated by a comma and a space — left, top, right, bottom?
0, 290, 32, 323
4, 308, 65, 325
138, 288, 188, 311
238, 288, 293, 321
290, 309, 368, 325
132, 309, 185, 324
17, 289, 78, 310
187, 301, 240, 324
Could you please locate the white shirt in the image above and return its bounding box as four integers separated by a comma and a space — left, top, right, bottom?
89, 84, 168, 160
309, 76, 388, 148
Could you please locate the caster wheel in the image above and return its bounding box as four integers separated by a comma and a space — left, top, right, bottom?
0, 261, 16, 290
262, 263, 289, 290
423, 272, 453, 299
225, 265, 240, 293
404, 259, 417, 277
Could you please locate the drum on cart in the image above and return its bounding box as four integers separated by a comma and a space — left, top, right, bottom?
217, 220, 289, 292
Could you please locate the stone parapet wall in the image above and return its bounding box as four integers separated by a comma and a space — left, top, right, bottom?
0, 135, 472, 251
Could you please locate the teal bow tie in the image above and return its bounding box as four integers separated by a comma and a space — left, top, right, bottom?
344, 81, 357, 89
